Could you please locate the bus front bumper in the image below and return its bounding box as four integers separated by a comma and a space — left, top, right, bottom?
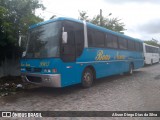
21, 73, 61, 87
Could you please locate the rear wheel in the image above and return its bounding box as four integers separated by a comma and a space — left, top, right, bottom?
151, 59, 153, 65
81, 68, 93, 88
127, 64, 133, 75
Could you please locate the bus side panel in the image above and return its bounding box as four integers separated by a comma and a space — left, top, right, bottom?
75, 48, 144, 84
133, 52, 144, 69
77, 48, 128, 79
60, 62, 84, 87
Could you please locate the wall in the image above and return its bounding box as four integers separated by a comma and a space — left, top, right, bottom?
0, 58, 20, 78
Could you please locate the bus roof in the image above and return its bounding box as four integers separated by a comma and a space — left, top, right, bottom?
29, 17, 143, 43
29, 17, 83, 29
143, 43, 160, 48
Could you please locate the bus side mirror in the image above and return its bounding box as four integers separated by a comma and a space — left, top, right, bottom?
19, 35, 22, 47
22, 51, 26, 57
62, 32, 68, 44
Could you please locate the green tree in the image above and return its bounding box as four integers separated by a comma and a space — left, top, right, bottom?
79, 10, 126, 34
0, 0, 45, 62
144, 39, 160, 47
78, 11, 90, 22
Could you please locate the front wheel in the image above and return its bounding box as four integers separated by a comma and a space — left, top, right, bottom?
81, 68, 93, 88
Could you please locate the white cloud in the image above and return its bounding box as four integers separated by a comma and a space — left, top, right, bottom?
103, 0, 160, 4
36, 0, 160, 42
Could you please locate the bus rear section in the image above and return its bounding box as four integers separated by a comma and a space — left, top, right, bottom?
143, 43, 160, 65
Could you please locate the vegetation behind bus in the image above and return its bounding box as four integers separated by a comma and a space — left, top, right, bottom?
144, 39, 160, 47
78, 11, 126, 34
0, 0, 45, 64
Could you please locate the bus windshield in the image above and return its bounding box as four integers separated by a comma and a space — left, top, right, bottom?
25, 21, 61, 58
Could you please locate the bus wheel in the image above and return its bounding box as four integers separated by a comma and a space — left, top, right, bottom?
151, 60, 153, 65
81, 68, 93, 88
127, 64, 133, 75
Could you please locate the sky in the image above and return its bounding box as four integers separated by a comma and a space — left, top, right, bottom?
36, 0, 160, 43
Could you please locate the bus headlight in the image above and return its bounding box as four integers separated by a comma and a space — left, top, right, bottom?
21, 68, 25, 72
43, 69, 51, 73
43, 68, 57, 73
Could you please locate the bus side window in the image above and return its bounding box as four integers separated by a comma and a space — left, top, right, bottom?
118, 37, 127, 50
61, 21, 76, 62
105, 34, 118, 49
63, 21, 75, 46
147, 46, 152, 53
139, 43, 142, 52
63, 21, 84, 57
87, 29, 95, 47
112, 35, 118, 49
136, 42, 143, 52
105, 34, 113, 48
75, 30, 84, 56
128, 40, 135, 51
94, 31, 105, 47
135, 42, 140, 51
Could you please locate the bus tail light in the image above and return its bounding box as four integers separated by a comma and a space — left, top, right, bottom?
52, 68, 57, 73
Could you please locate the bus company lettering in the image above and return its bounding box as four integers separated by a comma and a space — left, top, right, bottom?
40, 62, 50, 67
21, 63, 30, 67
95, 50, 110, 61
116, 55, 125, 60
116, 52, 125, 60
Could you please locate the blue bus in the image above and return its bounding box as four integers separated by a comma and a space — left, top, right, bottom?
20, 17, 144, 88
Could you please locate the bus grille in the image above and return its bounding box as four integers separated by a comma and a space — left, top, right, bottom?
34, 68, 42, 72
26, 76, 42, 83
26, 67, 31, 71
26, 67, 42, 72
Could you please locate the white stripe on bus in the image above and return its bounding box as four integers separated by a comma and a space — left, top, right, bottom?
76, 59, 143, 64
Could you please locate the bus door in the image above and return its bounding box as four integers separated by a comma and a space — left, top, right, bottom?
60, 21, 84, 86
61, 21, 76, 86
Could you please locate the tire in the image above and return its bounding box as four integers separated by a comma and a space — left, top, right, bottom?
151, 60, 153, 65
127, 64, 133, 75
81, 68, 93, 88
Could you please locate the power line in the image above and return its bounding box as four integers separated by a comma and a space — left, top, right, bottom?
40, 10, 73, 18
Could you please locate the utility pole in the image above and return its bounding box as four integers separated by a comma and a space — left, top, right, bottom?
100, 9, 102, 26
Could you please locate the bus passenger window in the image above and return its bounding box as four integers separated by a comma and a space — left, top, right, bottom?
135, 42, 140, 51
112, 36, 118, 49
105, 34, 118, 49
94, 31, 105, 47
139, 43, 143, 52
118, 37, 127, 50
87, 29, 94, 47
128, 40, 135, 51
75, 30, 84, 56
105, 34, 112, 48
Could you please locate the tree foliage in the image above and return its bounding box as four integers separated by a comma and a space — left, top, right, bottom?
0, 0, 45, 62
144, 39, 160, 47
78, 11, 90, 22
78, 10, 126, 34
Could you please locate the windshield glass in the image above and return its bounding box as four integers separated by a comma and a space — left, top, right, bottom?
25, 21, 61, 58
